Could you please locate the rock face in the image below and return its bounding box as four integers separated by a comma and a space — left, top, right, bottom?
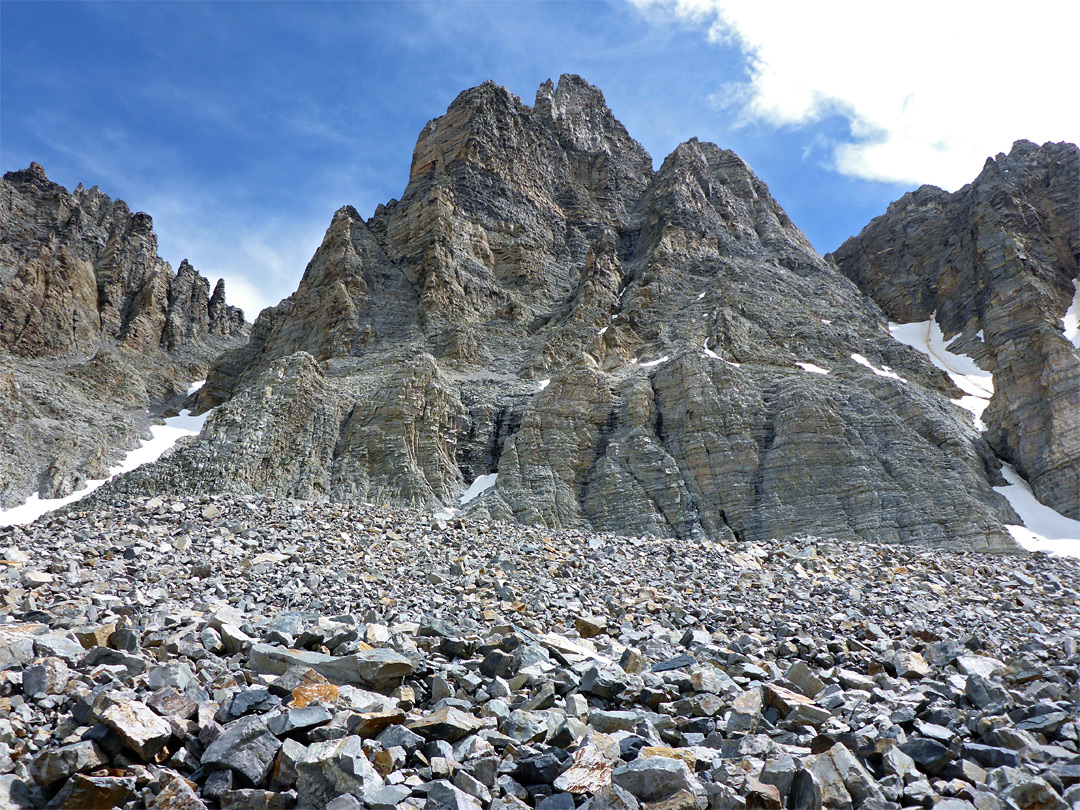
0, 163, 247, 506
129, 75, 1035, 550
830, 140, 1080, 519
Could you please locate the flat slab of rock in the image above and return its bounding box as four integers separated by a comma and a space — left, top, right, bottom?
408, 707, 483, 742
249, 644, 413, 690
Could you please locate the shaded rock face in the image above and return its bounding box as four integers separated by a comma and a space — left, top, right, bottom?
830, 140, 1079, 519
146, 74, 1025, 550
0, 163, 247, 506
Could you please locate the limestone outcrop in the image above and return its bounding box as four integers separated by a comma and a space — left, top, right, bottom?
830, 140, 1079, 519
122, 76, 1046, 551
0, 164, 247, 506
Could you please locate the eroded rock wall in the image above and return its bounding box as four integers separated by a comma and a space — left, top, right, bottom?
124, 76, 1036, 551
830, 140, 1079, 519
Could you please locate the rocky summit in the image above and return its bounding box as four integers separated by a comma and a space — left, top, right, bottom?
106, 75, 1080, 553
0, 163, 247, 507
0, 493, 1078, 810
830, 140, 1079, 521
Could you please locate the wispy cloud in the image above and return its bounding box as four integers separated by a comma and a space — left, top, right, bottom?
629, 0, 1080, 189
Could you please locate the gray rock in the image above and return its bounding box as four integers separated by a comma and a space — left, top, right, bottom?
30, 741, 105, 787
149, 771, 207, 809
201, 715, 282, 786
611, 757, 703, 803
898, 738, 956, 775
831, 140, 1080, 519
31, 634, 85, 663
109, 76, 1031, 552
965, 675, 1010, 709
266, 706, 333, 737
45, 774, 135, 809
809, 743, 883, 810
22, 657, 69, 697
425, 780, 483, 810
295, 735, 384, 807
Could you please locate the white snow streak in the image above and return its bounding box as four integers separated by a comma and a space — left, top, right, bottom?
638, 356, 670, 368
994, 464, 1080, 558
889, 319, 993, 398
850, 353, 906, 382
1063, 278, 1080, 348
537, 379, 550, 391
888, 316, 994, 428
0, 382, 209, 527
795, 362, 830, 375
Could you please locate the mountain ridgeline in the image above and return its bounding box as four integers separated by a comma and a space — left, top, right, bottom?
0, 163, 248, 507
88, 77, 1080, 550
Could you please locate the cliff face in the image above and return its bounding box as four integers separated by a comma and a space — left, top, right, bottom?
830, 140, 1079, 520
128, 75, 1037, 551
0, 163, 247, 506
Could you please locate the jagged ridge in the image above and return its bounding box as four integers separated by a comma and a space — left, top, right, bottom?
0, 164, 248, 506
121, 75, 1044, 552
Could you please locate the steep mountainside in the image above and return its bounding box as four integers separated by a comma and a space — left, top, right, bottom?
127, 76, 1033, 551
0, 163, 247, 507
830, 141, 1079, 520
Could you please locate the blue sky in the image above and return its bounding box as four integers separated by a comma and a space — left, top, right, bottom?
3, 1, 1076, 317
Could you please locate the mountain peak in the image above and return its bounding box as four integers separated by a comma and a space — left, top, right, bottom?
147, 76, 1054, 553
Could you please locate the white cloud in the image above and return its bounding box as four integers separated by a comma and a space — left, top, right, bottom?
630, 0, 1080, 189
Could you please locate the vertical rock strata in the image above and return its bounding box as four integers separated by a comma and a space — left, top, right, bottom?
0, 163, 247, 506
830, 141, 1079, 519
129, 75, 1057, 551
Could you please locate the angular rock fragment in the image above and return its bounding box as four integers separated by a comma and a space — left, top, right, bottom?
201, 715, 282, 786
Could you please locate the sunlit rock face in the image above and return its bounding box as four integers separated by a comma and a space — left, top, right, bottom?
831, 140, 1080, 520
0, 163, 247, 507
124, 75, 1060, 552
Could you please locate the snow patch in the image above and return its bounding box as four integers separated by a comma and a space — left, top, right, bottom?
537, 379, 550, 391
821, 319, 831, 325
459, 473, 497, 506
697, 291, 706, 300
851, 354, 906, 382
796, 362, 830, 375
949, 396, 989, 431
703, 340, 720, 360
1063, 278, 1080, 348
0, 383, 211, 528
598, 326, 608, 336
994, 463, 1080, 558
638, 356, 669, 368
